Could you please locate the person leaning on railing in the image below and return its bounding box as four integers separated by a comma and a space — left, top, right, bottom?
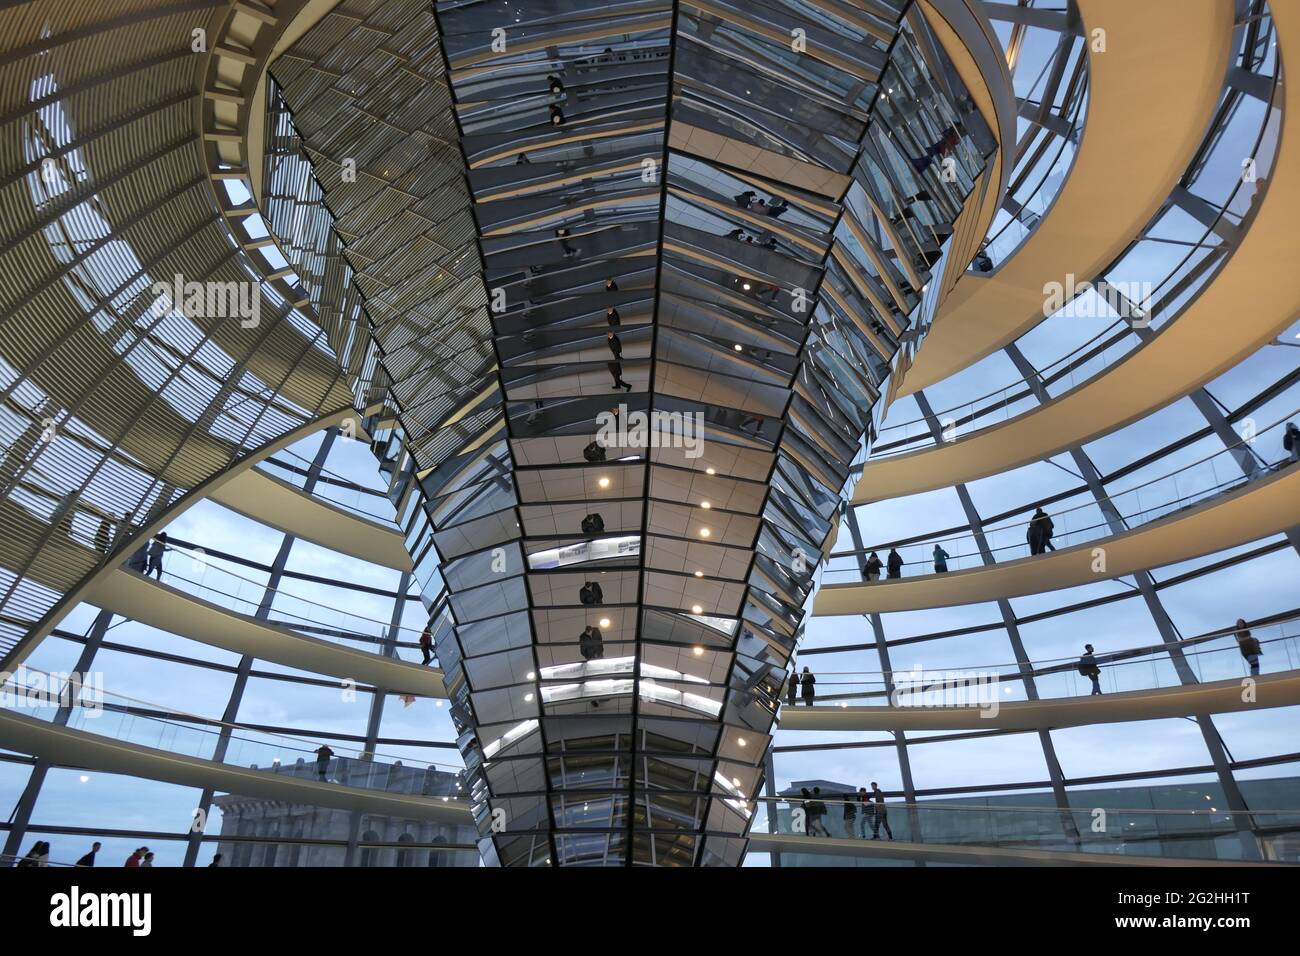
1234, 619, 1263, 676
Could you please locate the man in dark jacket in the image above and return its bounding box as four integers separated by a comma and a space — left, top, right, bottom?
1028, 507, 1055, 555
1078, 644, 1102, 695
75, 842, 102, 867
886, 548, 904, 579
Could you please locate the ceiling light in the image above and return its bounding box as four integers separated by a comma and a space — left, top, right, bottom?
693, 646, 704, 656
526, 671, 536, 680
691, 604, 703, 614
599, 617, 610, 628
705, 467, 716, 475
694, 570, 703, 578
734, 344, 743, 351
79, 775, 90, 783
598, 476, 610, 488
700, 501, 711, 509
699, 527, 711, 538
738, 737, 747, 747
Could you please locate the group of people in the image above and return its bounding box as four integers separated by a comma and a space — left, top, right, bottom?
12, 841, 223, 867
859, 505, 1060, 581
125, 530, 172, 579
786, 666, 816, 706
797, 784, 893, 840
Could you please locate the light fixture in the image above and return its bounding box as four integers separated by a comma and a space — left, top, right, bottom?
79, 774, 90, 783
694, 570, 704, 578
525, 693, 535, 702
599, 617, 611, 628
742, 281, 752, 291
738, 737, 747, 747
693, 646, 704, 656
700, 501, 711, 509
598, 476, 610, 488
699, 527, 711, 538
734, 343, 743, 351
526, 671, 536, 680
691, 604, 703, 614
705, 467, 716, 475
732, 778, 742, 787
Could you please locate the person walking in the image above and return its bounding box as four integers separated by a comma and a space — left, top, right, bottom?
75, 842, 102, 867
886, 548, 903, 579
418, 625, 434, 666
606, 330, 623, 359
1028, 507, 1055, 555
145, 532, 170, 579
800, 666, 816, 706
807, 787, 830, 836
857, 786, 874, 839
607, 360, 632, 391
315, 744, 334, 782
932, 543, 950, 573
1235, 618, 1262, 676
1078, 644, 1102, 695
863, 551, 882, 581
95, 516, 112, 554
870, 783, 893, 840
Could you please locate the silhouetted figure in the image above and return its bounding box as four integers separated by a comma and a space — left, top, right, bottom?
870, 783, 893, 839
95, 517, 112, 554
1028, 507, 1055, 555
800, 666, 815, 706
549, 105, 564, 125
146, 532, 169, 579
124, 847, 147, 867
579, 624, 605, 661
1235, 618, 1262, 676
315, 744, 333, 782
547, 74, 564, 95
555, 227, 577, 257
608, 360, 632, 391
75, 842, 102, 867
208, 853, 223, 867
604, 278, 619, 292
17, 841, 50, 867
606, 306, 621, 326
581, 513, 605, 534
515, 152, 530, 165
807, 787, 830, 836
579, 581, 603, 606
786, 667, 798, 706
1285, 422, 1300, 464
863, 551, 882, 581
419, 625, 434, 666
932, 543, 950, 573
1078, 644, 1102, 695
886, 548, 903, 579
841, 792, 857, 836
583, 440, 606, 463
606, 330, 623, 358
857, 787, 873, 838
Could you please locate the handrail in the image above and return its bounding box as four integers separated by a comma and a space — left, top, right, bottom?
3, 667, 463, 775
831, 409, 1296, 563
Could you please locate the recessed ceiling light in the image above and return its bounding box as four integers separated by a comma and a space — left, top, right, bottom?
691, 604, 703, 614
526, 671, 536, 680
699, 528, 711, 538
598, 477, 610, 488
693, 646, 704, 656
738, 737, 747, 747
734, 344, 743, 351
705, 467, 716, 475
732, 778, 742, 787
599, 617, 610, 627
694, 570, 703, 578
700, 501, 711, 509
525, 693, 535, 702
